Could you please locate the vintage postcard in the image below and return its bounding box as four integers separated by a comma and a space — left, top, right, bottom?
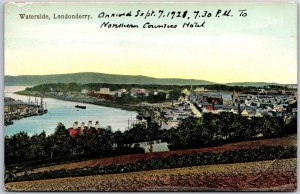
4, 2, 297, 192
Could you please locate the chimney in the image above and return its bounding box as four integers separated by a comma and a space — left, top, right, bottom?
95, 121, 100, 129
88, 120, 92, 129
73, 122, 78, 129
81, 122, 85, 130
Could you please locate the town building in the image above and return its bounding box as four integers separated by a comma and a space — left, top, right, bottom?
130, 88, 149, 97
97, 88, 110, 94
81, 89, 90, 94
4, 97, 27, 113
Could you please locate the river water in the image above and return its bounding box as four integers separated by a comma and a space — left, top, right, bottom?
4, 86, 138, 136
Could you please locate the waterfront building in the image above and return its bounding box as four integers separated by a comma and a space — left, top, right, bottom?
89, 89, 116, 101
194, 87, 211, 92
130, 88, 149, 97
98, 88, 110, 94
81, 89, 90, 94
4, 98, 27, 113
115, 89, 127, 97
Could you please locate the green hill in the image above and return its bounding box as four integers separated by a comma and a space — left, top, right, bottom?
5, 72, 288, 87
225, 82, 282, 87
5, 72, 215, 86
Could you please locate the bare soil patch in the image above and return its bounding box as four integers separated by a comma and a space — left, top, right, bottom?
6, 158, 296, 191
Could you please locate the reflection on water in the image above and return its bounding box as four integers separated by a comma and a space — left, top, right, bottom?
4, 86, 137, 136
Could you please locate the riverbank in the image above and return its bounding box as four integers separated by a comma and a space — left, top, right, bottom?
5, 86, 138, 136
15, 90, 143, 112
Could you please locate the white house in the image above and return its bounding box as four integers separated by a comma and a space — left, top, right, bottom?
81, 89, 89, 94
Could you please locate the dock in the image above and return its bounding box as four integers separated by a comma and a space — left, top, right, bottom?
4, 97, 48, 126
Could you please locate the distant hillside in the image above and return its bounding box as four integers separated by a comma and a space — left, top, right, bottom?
5, 72, 215, 86
5, 72, 290, 87
225, 82, 282, 87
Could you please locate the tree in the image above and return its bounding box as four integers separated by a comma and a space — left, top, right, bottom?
51, 123, 73, 160
7, 132, 31, 163
169, 89, 181, 104
284, 115, 297, 134
28, 131, 47, 161
113, 130, 125, 149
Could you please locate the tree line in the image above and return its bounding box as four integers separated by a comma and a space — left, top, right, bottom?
5, 123, 146, 169
5, 112, 297, 169
24, 82, 283, 94
165, 112, 297, 150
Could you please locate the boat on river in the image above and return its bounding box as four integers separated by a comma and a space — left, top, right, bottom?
75, 104, 86, 109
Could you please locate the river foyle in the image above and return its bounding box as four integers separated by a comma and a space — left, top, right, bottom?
4, 86, 138, 136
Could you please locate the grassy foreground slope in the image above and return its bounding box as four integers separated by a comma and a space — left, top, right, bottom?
6, 158, 296, 191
